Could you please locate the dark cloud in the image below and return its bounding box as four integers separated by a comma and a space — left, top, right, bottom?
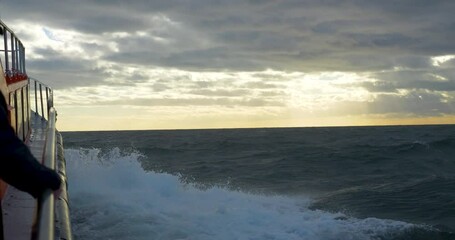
352, 68, 455, 93
367, 92, 455, 116
71, 15, 147, 34
105, 47, 266, 71
2, 0, 455, 118
328, 91, 455, 117
26, 48, 110, 89
343, 32, 418, 49
4, 0, 453, 72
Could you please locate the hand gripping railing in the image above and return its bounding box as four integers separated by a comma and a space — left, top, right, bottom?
35, 108, 57, 240
31, 80, 72, 240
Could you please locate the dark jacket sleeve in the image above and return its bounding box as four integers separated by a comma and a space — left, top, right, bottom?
0, 94, 61, 198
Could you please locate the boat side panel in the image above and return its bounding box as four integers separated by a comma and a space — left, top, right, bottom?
0, 59, 7, 199
0, 60, 8, 99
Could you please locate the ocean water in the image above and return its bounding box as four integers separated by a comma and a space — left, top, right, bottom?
62, 125, 455, 240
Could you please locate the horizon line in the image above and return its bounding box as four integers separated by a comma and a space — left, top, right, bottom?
60, 122, 455, 133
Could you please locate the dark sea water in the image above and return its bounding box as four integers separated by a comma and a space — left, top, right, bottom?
62, 125, 455, 240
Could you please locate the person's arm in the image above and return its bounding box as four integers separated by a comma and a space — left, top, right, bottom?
0, 94, 61, 198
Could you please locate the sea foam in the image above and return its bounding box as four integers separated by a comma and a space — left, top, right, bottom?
65, 148, 415, 240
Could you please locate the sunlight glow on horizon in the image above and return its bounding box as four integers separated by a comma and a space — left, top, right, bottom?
51, 69, 392, 131
57, 103, 455, 131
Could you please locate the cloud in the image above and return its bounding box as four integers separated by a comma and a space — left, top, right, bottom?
25, 47, 111, 89
104, 97, 284, 107
369, 92, 454, 116
4, 0, 454, 72
313, 90, 455, 118
42, 28, 63, 42
187, 89, 251, 97
55, 70, 290, 108
2, 0, 455, 126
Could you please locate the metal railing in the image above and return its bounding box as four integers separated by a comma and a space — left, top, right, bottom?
31, 82, 72, 240
29, 78, 53, 120
31, 79, 72, 240
36, 108, 57, 240
2, 19, 72, 240
2, 20, 30, 142
0, 19, 27, 83
8, 83, 31, 142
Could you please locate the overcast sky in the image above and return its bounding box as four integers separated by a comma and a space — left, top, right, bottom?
1, 0, 455, 130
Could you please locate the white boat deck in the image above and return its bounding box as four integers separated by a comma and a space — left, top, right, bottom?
2, 113, 48, 240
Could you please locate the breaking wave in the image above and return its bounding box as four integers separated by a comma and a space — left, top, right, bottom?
65, 148, 425, 240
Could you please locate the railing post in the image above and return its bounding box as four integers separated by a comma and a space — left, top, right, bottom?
23, 46, 26, 74
34, 80, 38, 114
13, 90, 18, 134
47, 89, 53, 114
10, 34, 15, 71
3, 28, 9, 71
39, 84, 44, 119
14, 38, 19, 71
26, 84, 30, 135
45, 87, 49, 118
21, 87, 26, 140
